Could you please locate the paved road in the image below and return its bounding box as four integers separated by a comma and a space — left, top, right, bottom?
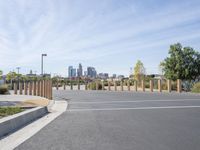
16, 90, 200, 150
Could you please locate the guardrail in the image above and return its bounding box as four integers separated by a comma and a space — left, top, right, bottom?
13, 80, 52, 100
55, 79, 182, 93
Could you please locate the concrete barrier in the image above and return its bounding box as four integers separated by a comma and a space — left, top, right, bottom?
0, 107, 48, 138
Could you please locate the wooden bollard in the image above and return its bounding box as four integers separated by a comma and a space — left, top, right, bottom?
158, 79, 162, 92
108, 81, 111, 91
64, 83, 66, 90
33, 81, 36, 96
114, 81, 117, 91
50, 80, 53, 100
141, 80, 145, 92
70, 82, 73, 90
177, 79, 182, 93
102, 81, 104, 90
14, 82, 17, 94
167, 80, 171, 93
29, 82, 32, 95
56, 83, 59, 90
120, 81, 123, 91
46, 80, 50, 99
127, 80, 130, 91
96, 81, 98, 90
78, 80, 80, 90
150, 80, 153, 92
43, 80, 45, 97
37, 81, 40, 96
134, 80, 138, 92
19, 82, 23, 95
24, 82, 27, 95
40, 80, 43, 97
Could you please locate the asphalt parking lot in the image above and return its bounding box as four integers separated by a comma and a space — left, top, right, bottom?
16, 90, 200, 150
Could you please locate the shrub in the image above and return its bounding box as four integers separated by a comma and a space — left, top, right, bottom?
87, 82, 103, 90
192, 82, 200, 93
0, 85, 9, 94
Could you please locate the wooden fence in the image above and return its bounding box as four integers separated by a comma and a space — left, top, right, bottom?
55, 79, 183, 93
13, 80, 53, 100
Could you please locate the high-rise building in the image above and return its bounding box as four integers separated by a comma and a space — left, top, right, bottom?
72, 68, 76, 77
68, 66, 76, 78
87, 67, 97, 78
77, 63, 83, 77
68, 66, 73, 78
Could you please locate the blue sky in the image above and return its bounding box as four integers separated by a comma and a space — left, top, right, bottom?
0, 0, 200, 77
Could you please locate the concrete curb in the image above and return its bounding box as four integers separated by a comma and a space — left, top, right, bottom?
0, 106, 48, 138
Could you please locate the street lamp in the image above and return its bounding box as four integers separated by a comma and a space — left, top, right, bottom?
41, 54, 47, 76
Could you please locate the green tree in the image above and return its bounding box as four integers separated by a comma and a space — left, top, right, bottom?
161, 43, 200, 81
0, 70, 2, 79
133, 60, 146, 81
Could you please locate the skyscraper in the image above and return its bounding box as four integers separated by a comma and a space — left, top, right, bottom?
68, 66, 76, 78
77, 63, 83, 77
68, 66, 73, 78
87, 67, 97, 78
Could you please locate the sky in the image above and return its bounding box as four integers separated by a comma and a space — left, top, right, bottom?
0, 0, 200, 77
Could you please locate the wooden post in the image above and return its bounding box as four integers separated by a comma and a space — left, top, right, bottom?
78, 79, 80, 90
120, 81, 123, 91
24, 81, 27, 95
96, 81, 98, 90
127, 80, 130, 91
33, 81, 36, 96
29, 82, 32, 95
47, 80, 50, 99
114, 81, 117, 91
150, 79, 153, 92
158, 79, 162, 92
177, 79, 182, 93
102, 81, 104, 90
134, 80, 138, 92
70, 81, 73, 90
108, 81, 111, 91
14, 82, 17, 94
167, 80, 171, 93
19, 82, 23, 95
141, 80, 145, 92
43, 80, 45, 97
85, 83, 88, 90
64, 83, 66, 90
40, 80, 43, 97
49, 80, 52, 100
37, 81, 40, 96
56, 83, 59, 90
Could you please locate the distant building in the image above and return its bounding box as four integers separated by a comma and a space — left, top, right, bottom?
77, 63, 83, 77
87, 67, 97, 78
98, 73, 109, 79
68, 66, 76, 78
112, 74, 117, 78
26, 70, 36, 77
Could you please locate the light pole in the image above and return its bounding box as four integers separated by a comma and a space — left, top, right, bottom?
16, 67, 20, 89
41, 54, 47, 76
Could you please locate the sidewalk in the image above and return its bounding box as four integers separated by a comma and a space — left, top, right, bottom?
0, 95, 50, 107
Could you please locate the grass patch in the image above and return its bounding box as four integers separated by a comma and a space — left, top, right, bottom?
0, 107, 24, 118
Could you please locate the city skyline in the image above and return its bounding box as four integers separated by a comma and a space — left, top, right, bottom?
0, 0, 200, 76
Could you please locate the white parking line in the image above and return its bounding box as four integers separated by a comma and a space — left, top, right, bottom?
68, 105, 200, 111
70, 99, 200, 104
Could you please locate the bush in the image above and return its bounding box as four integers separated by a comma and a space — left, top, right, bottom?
0, 85, 9, 94
87, 82, 103, 90
192, 82, 200, 93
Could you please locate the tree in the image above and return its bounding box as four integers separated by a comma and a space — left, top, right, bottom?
133, 60, 146, 81
161, 43, 200, 81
